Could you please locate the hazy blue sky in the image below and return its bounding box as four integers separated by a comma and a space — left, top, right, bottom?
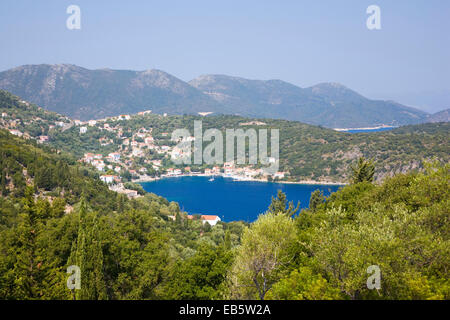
1, 0, 449, 112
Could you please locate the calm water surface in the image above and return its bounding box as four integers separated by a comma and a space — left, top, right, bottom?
347, 127, 395, 133
140, 176, 341, 222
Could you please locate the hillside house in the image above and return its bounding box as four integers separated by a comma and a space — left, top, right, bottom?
9, 129, 23, 137
100, 175, 118, 184
108, 152, 121, 162
187, 215, 221, 226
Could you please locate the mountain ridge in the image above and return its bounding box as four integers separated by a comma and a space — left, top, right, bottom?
0, 64, 431, 127
426, 108, 450, 123
0, 64, 227, 120
189, 73, 429, 127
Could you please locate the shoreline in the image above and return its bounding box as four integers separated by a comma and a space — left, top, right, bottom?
333, 125, 397, 132
132, 173, 346, 186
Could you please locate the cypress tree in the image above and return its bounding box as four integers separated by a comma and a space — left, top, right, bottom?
223, 230, 232, 250
68, 198, 107, 300
12, 187, 57, 299
0, 168, 7, 196
13, 187, 40, 298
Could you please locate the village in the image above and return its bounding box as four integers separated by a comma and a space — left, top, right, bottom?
1, 104, 287, 204
74, 111, 288, 198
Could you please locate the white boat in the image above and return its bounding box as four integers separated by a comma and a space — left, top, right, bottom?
209, 177, 214, 182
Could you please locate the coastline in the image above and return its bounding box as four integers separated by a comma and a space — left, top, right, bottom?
333, 125, 397, 132
133, 173, 347, 186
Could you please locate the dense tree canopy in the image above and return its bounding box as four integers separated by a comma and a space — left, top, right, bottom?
0, 128, 448, 300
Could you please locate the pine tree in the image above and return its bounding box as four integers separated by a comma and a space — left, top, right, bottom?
54, 160, 70, 188
350, 157, 375, 184
309, 189, 325, 211
267, 190, 299, 217
36, 166, 53, 190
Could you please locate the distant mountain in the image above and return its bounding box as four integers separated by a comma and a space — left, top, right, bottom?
426, 108, 450, 123
0, 64, 226, 120
189, 75, 429, 128
0, 64, 429, 127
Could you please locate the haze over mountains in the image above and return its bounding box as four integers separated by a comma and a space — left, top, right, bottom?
0, 64, 444, 127
189, 75, 431, 128
426, 108, 450, 123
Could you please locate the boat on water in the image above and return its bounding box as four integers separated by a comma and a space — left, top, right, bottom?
209, 177, 214, 182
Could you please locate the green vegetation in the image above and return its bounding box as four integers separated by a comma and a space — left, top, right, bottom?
228, 212, 297, 300
350, 157, 375, 183
0, 130, 448, 300
0, 90, 70, 137
0, 130, 246, 299
0, 89, 448, 300
267, 190, 300, 217
227, 161, 449, 300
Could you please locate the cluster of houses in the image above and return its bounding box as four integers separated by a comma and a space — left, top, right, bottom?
163, 161, 286, 181
68, 110, 287, 191
75, 113, 189, 181
7, 125, 65, 144
4, 106, 287, 186
2, 107, 71, 144
75, 112, 141, 127
82, 152, 123, 172
78, 118, 286, 182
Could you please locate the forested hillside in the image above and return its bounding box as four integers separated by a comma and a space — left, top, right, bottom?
0, 130, 448, 299
0, 130, 245, 299
0, 90, 71, 138
229, 162, 449, 300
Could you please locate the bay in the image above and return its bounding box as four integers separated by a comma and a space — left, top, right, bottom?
140, 176, 341, 222
347, 127, 396, 133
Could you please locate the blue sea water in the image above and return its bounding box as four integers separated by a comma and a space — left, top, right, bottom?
347, 127, 395, 133
140, 176, 341, 222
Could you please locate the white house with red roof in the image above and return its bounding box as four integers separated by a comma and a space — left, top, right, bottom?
187, 215, 221, 226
